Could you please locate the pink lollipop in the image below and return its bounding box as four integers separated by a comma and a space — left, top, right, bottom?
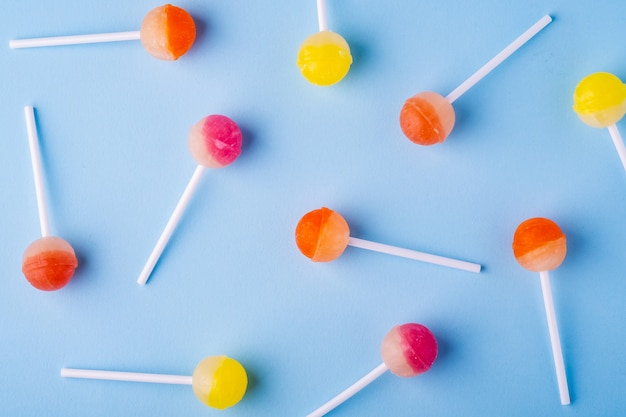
21, 106, 77, 291
306, 323, 437, 417
137, 115, 242, 285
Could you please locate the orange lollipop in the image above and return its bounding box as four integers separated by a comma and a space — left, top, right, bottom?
399, 15, 552, 145
512, 218, 569, 405
295, 207, 481, 272
21, 106, 77, 291
9, 4, 196, 61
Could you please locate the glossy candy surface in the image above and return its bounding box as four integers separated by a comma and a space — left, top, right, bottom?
192, 356, 248, 409
22, 236, 78, 291
512, 218, 566, 272
399, 92, 456, 145
295, 207, 350, 262
380, 323, 438, 377
140, 4, 196, 61
573, 72, 626, 128
188, 115, 243, 168
296, 31, 352, 86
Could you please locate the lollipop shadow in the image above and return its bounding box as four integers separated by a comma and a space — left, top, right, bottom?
184, 10, 210, 58
235, 123, 257, 166
344, 37, 369, 81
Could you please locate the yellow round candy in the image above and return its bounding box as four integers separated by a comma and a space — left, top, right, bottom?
297, 31, 352, 86
191, 356, 248, 409
573, 72, 626, 128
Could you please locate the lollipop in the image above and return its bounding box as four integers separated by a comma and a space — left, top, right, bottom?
573, 72, 626, 170
512, 217, 569, 405
306, 323, 437, 416
21, 106, 77, 291
137, 115, 242, 285
9, 4, 196, 61
62, 355, 247, 409
295, 207, 481, 273
400, 15, 552, 145
296, 0, 352, 86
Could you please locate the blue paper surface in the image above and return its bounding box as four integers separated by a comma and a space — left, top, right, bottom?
1, 1, 625, 416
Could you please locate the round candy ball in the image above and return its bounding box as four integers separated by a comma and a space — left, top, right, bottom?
295, 207, 350, 262
573, 72, 626, 128
22, 236, 78, 291
297, 31, 352, 86
192, 356, 248, 409
380, 323, 438, 377
512, 218, 566, 272
188, 115, 243, 168
140, 4, 196, 61
399, 92, 456, 145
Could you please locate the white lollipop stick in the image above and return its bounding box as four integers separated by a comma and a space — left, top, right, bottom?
607, 124, 626, 171
24, 106, 51, 238
61, 368, 192, 385
9, 31, 140, 49
347, 237, 481, 273
539, 270, 570, 405
316, 0, 328, 32
446, 15, 552, 104
306, 363, 388, 417
137, 165, 206, 285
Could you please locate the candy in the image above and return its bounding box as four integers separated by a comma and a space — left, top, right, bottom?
306, 323, 437, 417
513, 218, 570, 405
192, 356, 248, 409
9, 4, 196, 61
295, 207, 481, 273
188, 115, 243, 168
62, 355, 247, 409
380, 323, 438, 377
137, 115, 242, 285
400, 15, 552, 145
512, 217, 566, 272
22, 106, 77, 291
140, 4, 196, 60
573, 72, 626, 170
296, 0, 352, 86
22, 237, 78, 291
399, 92, 455, 146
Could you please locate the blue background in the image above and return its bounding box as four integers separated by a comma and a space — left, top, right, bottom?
1, 1, 625, 416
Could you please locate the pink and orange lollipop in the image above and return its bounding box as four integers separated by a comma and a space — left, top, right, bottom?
513, 217, 570, 405
137, 115, 242, 285
9, 4, 196, 61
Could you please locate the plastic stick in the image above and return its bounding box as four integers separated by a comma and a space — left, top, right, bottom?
539, 270, 570, 405
316, 0, 328, 32
24, 106, 51, 238
446, 15, 552, 103
607, 124, 626, 171
9, 31, 140, 49
137, 165, 207, 285
61, 368, 192, 385
306, 363, 388, 417
347, 237, 481, 273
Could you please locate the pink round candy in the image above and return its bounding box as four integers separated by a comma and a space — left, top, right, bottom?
188, 115, 242, 168
380, 323, 438, 377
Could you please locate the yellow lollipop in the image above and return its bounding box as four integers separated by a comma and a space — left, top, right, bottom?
61, 355, 248, 410
192, 356, 248, 409
296, 0, 352, 86
573, 72, 626, 170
